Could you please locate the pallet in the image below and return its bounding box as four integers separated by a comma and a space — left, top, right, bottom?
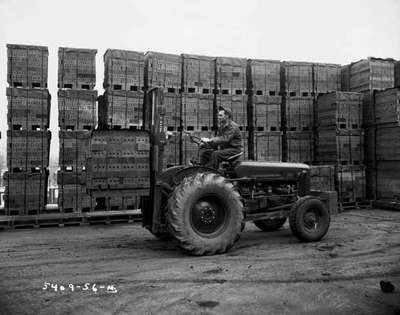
0, 210, 142, 229
338, 200, 372, 212
373, 200, 400, 211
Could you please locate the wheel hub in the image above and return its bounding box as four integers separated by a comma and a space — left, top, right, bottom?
191, 197, 227, 236
199, 204, 217, 224
304, 211, 319, 230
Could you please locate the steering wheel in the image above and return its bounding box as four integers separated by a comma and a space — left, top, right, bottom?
183, 131, 203, 146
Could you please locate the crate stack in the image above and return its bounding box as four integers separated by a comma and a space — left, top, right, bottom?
341, 57, 396, 126
340, 57, 396, 202
249, 59, 282, 161
316, 92, 366, 203
215, 57, 248, 158
86, 131, 150, 211
145, 51, 182, 167
4, 44, 50, 215
365, 88, 400, 201
58, 47, 97, 213
182, 54, 215, 164
395, 61, 400, 88
281, 61, 314, 163
94, 49, 147, 210
100, 49, 145, 130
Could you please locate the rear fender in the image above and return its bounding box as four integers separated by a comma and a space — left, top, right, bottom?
159, 165, 221, 187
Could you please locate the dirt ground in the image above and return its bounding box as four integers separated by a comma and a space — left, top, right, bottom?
0, 209, 399, 315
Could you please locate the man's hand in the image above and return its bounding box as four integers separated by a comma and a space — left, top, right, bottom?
201, 137, 211, 143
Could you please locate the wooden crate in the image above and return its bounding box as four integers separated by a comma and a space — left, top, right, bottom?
58, 90, 97, 131
102, 90, 143, 130
282, 61, 313, 96
316, 128, 364, 165
250, 59, 281, 96
182, 54, 215, 94
198, 94, 214, 131
145, 51, 182, 93
341, 64, 350, 92
348, 57, 395, 92
374, 88, 400, 125
336, 165, 366, 202
255, 131, 282, 161
7, 130, 51, 172
3, 171, 48, 215
58, 47, 97, 89
316, 91, 362, 129
366, 161, 400, 200
7, 44, 48, 88
164, 93, 182, 130
365, 123, 400, 161
253, 95, 281, 131
58, 183, 92, 213
314, 63, 341, 94
59, 131, 91, 172
7, 87, 50, 131
286, 96, 314, 131
286, 131, 313, 163
395, 61, 400, 88
88, 130, 151, 189
216, 56, 247, 94
310, 165, 335, 192
103, 49, 144, 91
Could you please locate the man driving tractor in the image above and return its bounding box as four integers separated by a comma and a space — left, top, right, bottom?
199, 107, 243, 169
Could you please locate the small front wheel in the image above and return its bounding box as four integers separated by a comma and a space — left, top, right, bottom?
289, 197, 330, 242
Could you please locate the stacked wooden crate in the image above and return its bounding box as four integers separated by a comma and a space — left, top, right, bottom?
281, 61, 314, 163
182, 54, 215, 164
215, 57, 248, 158
314, 63, 341, 95
249, 59, 282, 161
101, 49, 145, 130
395, 61, 400, 88
316, 92, 366, 202
86, 131, 150, 211
95, 49, 147, 210
365, 88, 400, 201
58, 47, 97, 213
4, 44, 50, 215
341, 57, 397, 202
145, 51, 182, 167
341, 57, 396, 125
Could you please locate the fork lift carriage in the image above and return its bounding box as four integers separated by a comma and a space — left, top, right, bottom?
140, 87, 330, 255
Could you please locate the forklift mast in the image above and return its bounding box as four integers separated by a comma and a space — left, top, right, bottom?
142, 87, 167, 231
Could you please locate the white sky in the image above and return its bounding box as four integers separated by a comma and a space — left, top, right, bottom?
0, 0, 399, 158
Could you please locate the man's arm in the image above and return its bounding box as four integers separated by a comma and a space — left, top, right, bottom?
210, 124, 237, 146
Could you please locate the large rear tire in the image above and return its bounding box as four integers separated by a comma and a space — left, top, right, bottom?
167, 173, 243, 255
289, 196, 330, 242
253, 217, 287, 232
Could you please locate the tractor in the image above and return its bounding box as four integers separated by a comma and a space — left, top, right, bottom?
140, 87, 331, 255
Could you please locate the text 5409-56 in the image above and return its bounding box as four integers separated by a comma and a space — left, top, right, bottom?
42, 283, 117, 294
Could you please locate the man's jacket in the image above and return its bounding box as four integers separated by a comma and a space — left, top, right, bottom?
211, 120, 243, 150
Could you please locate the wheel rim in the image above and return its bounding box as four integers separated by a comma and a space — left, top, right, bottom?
190, 195, 228, 237
303, 208, 321, 232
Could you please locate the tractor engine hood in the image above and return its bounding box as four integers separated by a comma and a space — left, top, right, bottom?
234, 161, 310, 181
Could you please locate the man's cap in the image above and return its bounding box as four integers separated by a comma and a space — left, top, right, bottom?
218, 106, 232, 119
